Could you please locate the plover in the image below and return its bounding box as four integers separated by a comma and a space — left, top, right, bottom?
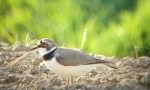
31, 38, 116, 85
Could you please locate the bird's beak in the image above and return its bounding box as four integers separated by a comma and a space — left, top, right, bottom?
31, 45, 40, 51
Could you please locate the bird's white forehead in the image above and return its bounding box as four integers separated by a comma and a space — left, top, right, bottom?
37, 40, 41, 45
37, 40, 52, 46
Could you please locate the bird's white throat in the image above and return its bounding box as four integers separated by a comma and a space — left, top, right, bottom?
38, 47, 57, 57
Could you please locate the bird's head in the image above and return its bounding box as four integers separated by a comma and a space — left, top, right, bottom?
31, 38, 57, 56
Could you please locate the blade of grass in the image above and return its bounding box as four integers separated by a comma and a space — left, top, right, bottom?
81, 28, 87, 49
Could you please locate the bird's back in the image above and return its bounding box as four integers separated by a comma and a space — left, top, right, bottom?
54, 48, 109, 66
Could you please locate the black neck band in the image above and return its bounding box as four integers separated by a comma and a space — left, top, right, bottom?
42, 48, 57, 60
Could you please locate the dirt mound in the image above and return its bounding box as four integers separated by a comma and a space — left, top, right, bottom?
0, 44, 150, 90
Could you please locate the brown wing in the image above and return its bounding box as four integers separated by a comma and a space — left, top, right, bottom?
55, 48, 110, 66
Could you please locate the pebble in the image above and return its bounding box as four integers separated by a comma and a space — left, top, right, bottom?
141, 73, 150, 89
31, 58, 42, 65
50, 78, 62, 86
42, 85, 54, 90
0, 74, 20, 83
22, 75, 36, 83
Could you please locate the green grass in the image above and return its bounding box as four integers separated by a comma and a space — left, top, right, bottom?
0, 0, 150, 57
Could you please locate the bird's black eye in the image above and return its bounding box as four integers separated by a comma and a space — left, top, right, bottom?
42, 42, 47, 46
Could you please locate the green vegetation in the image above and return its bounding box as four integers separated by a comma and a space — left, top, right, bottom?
0, 0, 150, 57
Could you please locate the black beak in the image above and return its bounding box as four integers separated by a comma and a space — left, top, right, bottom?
31, 45, 41, 51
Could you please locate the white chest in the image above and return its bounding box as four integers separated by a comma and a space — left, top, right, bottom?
43, 58, 68, 76
43, 58, 97, 77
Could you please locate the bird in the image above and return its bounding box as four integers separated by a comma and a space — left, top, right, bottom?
31, 38, 117, 86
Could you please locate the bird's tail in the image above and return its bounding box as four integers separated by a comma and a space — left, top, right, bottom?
94, 58, 118, 69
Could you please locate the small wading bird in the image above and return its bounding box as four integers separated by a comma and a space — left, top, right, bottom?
31, 38, 117, 86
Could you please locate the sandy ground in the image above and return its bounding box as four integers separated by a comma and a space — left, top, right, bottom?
0, 43, 150, 90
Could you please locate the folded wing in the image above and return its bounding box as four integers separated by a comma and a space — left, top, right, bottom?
55, 48, 111, 66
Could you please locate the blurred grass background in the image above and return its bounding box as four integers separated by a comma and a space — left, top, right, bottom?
0, 0, 150, 57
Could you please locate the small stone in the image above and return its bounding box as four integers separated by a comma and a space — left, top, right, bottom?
134, 86, 148, 90
0, 43, 5, 51
141, 73, 150, 88
42, 68, 50, 74
116, 61, 123, 67
86, 86, 104, 90
0, 59, 4, 65
32, 58, 42, 65
68, 84, 85, 90
137, 57, 150, 68
30, 68, 39, 75
89, 69, 97, 76
109, 77, 118, 83
2, 75, 20, 83
50, 78, 62, 86
22, 75, 35, 83
0, 47, 5, 51
42, 85, 54, 90
93, 78, 101, 85
121, 85, 134, 90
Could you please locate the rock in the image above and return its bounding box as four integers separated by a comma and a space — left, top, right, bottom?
136, 74, 144, 85
42, 68, 50, 74
122, 60, 137, 67
137, 57, 150, 68
104, 85, 134, 90
134, 86, 148, 90
22, 75, 36, 84
0, 74, 20, 83
116, 61, 123, 67
0, 59, 4, 65
85, 86, 104, 90
109, 77, 118, 83
50, 78, 62, 86
141, 73, 150, 89
0, 87, 15, 90
68, 84, 86, 90
89, 69, 97, 76
42, 85, 54, 90
31, 58, 42, 65
0, 47, 5, 51
30, 67, 39, 75
120, 85, 134, 90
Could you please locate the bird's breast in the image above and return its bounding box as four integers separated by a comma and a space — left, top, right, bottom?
43, 57, 69, 76
43, 57, 97, 77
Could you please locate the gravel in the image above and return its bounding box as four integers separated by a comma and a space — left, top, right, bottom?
0, 44, 150, 90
